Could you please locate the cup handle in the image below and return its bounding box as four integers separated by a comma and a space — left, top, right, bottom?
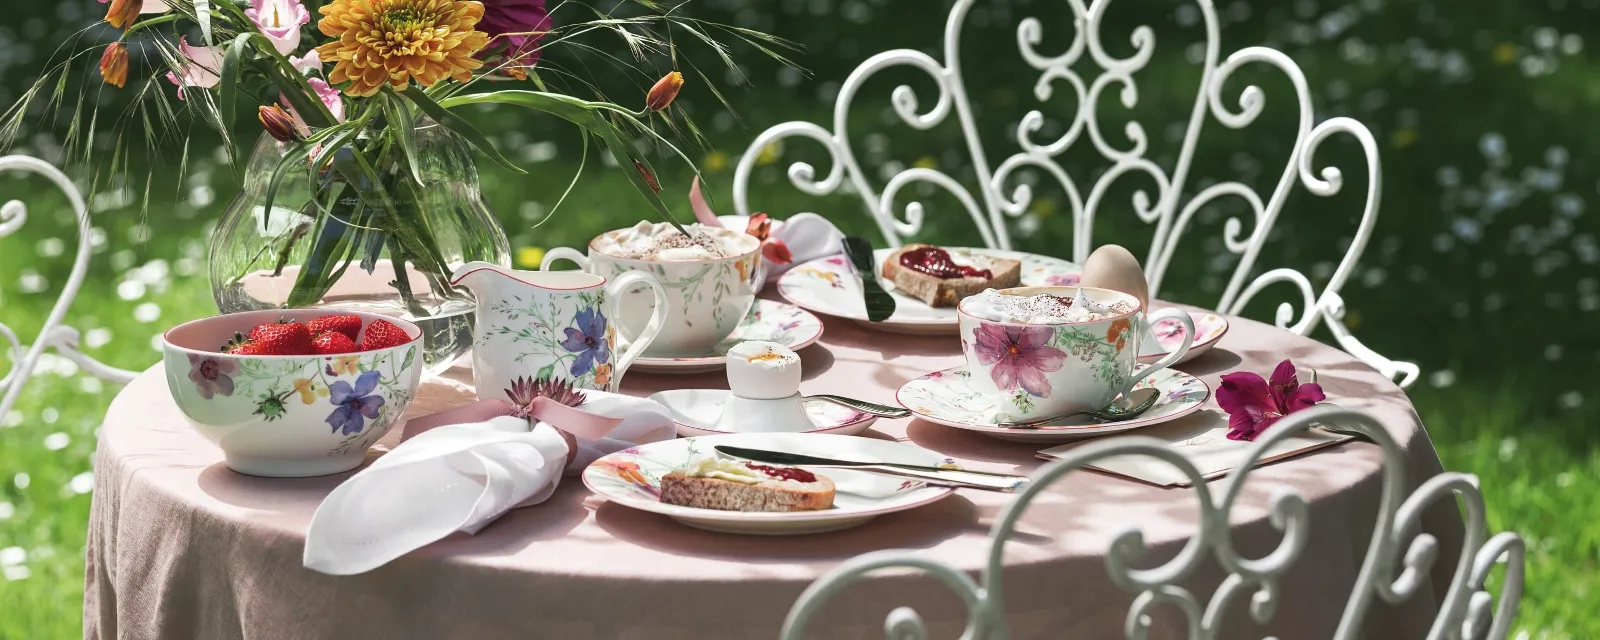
540, 247, 590, 271
1124, 308, 1195, 395
604, 271, 668, 390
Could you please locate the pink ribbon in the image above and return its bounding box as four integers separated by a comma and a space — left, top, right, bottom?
399, 398, 625, 466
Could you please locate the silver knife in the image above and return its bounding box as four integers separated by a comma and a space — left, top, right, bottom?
714, 445, 1028, 492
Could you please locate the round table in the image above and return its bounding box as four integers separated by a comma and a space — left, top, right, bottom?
85, 300, 1463, 639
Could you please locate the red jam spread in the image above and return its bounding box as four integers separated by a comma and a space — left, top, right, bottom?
746, 463, 817, 483
899, 246, 992, 280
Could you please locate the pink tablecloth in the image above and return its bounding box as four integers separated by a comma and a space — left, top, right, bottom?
84, 303, 1462, 639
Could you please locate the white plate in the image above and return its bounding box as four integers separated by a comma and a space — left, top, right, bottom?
650, 389, 880, 437
895, 365, 1211, 443
582, 433, 956, 535
630, 299, 824, 374
776, 248, 1080, 335
1138, 311, 1230, 365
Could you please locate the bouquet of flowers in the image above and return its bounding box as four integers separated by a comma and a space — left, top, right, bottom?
2, 0, 793, 332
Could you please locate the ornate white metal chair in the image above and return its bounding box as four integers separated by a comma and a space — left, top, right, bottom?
781, 405, 1526, 639
1, 155, 140, 420
732, 0, 1419, 388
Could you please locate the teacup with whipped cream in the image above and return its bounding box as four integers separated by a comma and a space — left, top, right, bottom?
956, 286, 1195, 421
542, 222, 762, 358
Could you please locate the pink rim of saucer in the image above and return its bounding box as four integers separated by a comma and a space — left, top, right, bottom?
635, 302, 825, 364
894, 365, 1212, 433
1139, 312, 1230, 359
672, 407, 877, 436
581, 449, 954, 522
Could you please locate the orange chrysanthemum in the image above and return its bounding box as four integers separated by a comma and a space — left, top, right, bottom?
314, 0, 490, 97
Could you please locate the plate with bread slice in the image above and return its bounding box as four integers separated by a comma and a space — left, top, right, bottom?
582, 433, 955, 535
777, 245, 1080, 334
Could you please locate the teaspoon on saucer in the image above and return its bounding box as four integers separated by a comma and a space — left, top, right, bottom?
997, 388, 1159, 429
804, 394, 911, 418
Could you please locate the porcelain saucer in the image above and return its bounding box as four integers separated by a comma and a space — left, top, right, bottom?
776, 248, 1080, 335
1139, 311, 1229, 365
583, 433, 954, 535
649, 388, 879, 437
895, 365, 1211, 443
629, 299, 824, 374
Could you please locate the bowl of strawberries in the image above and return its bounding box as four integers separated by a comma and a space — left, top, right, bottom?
161, 309, 425, 477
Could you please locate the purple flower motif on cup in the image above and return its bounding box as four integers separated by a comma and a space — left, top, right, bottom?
1217, 359, 1325, 441
560, 306, 611, 376
187, 354, 238, 399
972, 322, 1067, 398
1045, 273, 1081, 286
326, 370, 385, 436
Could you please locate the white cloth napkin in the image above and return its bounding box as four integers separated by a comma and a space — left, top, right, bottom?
302, 391, 674, 575
717, 213, 844, 290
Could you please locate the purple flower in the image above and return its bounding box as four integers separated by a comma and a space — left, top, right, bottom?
478, 0, 551, 77
560, 306, 611, 377
187, 354, 238, 399
971, 322, 1067, 398
1045, 273, 1081, 286
326, 370, 385, 436
1217, 359, 1325, 441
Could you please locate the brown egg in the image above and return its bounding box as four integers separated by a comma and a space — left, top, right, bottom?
1079, 244, 1149, 310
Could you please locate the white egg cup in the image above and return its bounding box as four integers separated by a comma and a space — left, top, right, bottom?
713, 393, 818, 433
714, 341, 817, 433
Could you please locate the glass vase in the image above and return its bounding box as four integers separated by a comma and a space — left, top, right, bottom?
209, 125, 511, 376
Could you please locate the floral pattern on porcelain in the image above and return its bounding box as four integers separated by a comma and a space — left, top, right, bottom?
898, 366, 1206, 429
484, 290, 617, 390
594, 251, 761, 355
168, 345, 419, 457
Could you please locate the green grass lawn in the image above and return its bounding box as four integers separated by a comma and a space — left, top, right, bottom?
1, 142, 1595, 638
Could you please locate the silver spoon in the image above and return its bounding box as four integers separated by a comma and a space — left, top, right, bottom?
805, 394, 912, 418
996, 388, 1160, 429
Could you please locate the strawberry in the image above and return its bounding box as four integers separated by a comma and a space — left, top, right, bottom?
221, 333, 265, 355
311, 331, 358, 355
359, 319, 410, 351
241, 321, 315, 355
307, 314, 363, 341
248, 318, 299, 340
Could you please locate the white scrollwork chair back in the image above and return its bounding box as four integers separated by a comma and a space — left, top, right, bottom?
1, 155, 141, 421
781, 405, 1526, 639
732, 0, 1419, 388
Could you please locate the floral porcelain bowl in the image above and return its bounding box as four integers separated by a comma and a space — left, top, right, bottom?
161, 309, 424, 478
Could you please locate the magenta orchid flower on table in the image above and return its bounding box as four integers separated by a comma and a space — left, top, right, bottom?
1217, 359, 1326, 441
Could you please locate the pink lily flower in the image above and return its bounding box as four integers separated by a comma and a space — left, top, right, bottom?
246, 0, 310, 55
164, 37, 223, 100
1216, 359, 1326, 441
288, 50, 322, 75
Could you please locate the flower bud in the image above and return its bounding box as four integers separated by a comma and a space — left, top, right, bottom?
257, 103, 301, 143
644, 71, 683, 111
745, 213, 772, 241
104, 0, 141, 30
762, 239, 793, 265
99, 43, 129, 88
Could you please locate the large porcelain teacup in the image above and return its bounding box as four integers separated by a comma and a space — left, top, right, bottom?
956, 286, 1195, 420
541, 225, 762, 358
450, 263, 669, 396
